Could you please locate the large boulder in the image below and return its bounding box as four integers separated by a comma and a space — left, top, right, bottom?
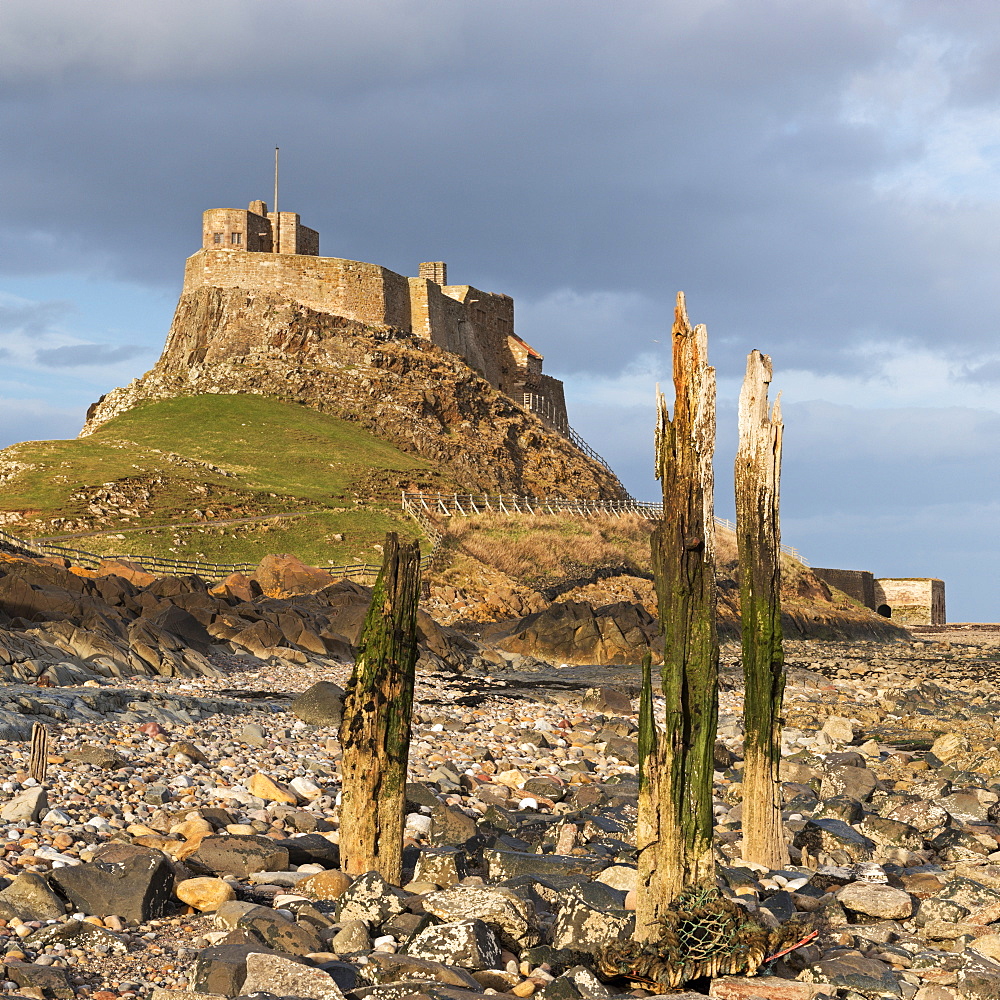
49, 846, 174, 923
253, 554, 338, 596
186, 835, 289, 878
485, 601, 660, 666
290, 681, 346, 727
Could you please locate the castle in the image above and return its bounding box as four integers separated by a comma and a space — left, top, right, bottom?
189, 201, 569, 434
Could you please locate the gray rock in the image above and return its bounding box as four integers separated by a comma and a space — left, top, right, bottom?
581, 687, 633, 715
807, 952, 901, 996
0, 871, 66, 921
361, 953, 483, 989
412, 847, 468, 888
5, 959, 73, 999
225, 901, 323, 956
421, 884, 540, 951
405, 918, 502, 971
337, 870, 407, 926
563, 966, 611, 1000
242, 951, 345, 999
24, 918, 129, 954
187, 834, 290, 878
813, 795, 863, 824
0, 786, 48, 823
794, 817, 875, 863
483, 849, 608, 882
239, 722, 269, 746
858, 815, 923, 850
290, 681, 345, 726
931, 826, 991, 861
49, 847, 173, 923
430, 803, 478, 846
194, 942, 301, 996
330, 919, 372, 955
837, 882, 914, 920
885, 798, 950, 833
550, 884, 633, 954
939, 790, 991, 822
594, 865, 637, 893
918, 877, 1000, 927
820, 763, 877, 803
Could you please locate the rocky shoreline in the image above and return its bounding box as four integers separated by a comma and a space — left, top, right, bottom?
0, 552, 998, 998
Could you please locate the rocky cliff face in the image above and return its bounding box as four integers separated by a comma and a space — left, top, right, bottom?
82, 287, 629, 500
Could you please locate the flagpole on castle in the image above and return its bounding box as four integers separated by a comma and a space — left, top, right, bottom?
273, 146, 280, 254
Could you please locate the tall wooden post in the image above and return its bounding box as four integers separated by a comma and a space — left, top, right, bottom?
735, 350, 787, 869
339, 533, 421, 883
635, 293, 719, 942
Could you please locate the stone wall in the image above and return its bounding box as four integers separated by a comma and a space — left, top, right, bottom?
203, 209, 272, 252
873, 578, 946, 625
812, 568, 876, 610
187, 201, 569, 437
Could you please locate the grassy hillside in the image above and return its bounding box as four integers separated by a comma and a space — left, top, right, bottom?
0, 395, 463, 567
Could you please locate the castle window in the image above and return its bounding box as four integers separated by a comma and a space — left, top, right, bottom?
213, 233, 223, 244
231, 232, 242, 245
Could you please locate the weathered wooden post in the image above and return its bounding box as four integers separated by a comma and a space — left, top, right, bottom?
339, 532, 421, 883
29, 723, 48, 786
635, 293, 719, 941
735, 350, 788, 869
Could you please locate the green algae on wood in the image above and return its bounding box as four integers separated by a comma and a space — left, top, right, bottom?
636, 293, 719, 941
338, 532, 421, 882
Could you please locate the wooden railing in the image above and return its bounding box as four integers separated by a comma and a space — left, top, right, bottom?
0, 527, 396, 585
567, 425, 616, 473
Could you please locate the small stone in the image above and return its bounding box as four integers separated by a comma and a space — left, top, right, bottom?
176, 877, 236, 912
247, 772, 297, 805
297, 869, 352, 900
242, 950, 344, 999
837, 882, 914, 920
821, 717, 855, 743
290, 681, 346, 727
0, 787, 48, 824
290, 776, 324, 801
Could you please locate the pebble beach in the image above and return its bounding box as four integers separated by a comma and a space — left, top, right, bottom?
0, 626, 996, 999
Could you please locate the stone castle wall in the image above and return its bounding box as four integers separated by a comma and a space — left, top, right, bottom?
188, 203, 568, 434
812, 568, 876, 610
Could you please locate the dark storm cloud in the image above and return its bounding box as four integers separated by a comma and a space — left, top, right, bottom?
35, 343, 146, 367
3, 0, 998, 378
3, 0, 1000, 619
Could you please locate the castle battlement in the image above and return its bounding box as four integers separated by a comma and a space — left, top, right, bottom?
188, 201, 568, 434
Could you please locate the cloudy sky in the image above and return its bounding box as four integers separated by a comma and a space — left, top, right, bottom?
1, 0, 998, 620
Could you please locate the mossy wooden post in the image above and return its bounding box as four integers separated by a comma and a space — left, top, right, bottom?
339, 532, 421, 883
635, 293, 718, 942
735, 350, 788, 869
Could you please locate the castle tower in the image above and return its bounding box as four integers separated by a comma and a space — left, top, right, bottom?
419, 262, 448, 285
201, 202, 319, 256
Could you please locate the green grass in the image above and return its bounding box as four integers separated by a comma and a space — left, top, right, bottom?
0, 395, 462, 567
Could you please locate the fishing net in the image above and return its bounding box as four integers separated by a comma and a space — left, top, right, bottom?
596, 883, 800, 992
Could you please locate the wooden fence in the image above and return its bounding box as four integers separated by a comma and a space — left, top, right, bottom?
400, 492, 809, 565
0, 526, 393, 585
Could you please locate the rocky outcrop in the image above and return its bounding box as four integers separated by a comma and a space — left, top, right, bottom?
0, 552, 481, 686
81, 287, 628, 500
481, 600, 662, 666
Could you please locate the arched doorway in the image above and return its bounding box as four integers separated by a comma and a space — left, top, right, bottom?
877, 604, 891, 618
